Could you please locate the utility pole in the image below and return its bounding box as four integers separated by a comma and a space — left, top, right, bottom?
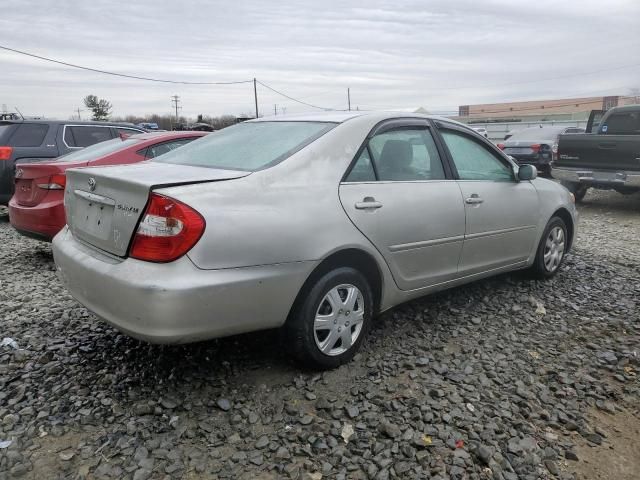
274, 104, 277, 116
76, 107, 82, 120
347, 88, 351, 111
253, 78, 259, 118
171, 95, 181, 126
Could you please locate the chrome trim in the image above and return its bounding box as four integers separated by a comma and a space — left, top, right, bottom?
389, 235, 464, 252
465, 225, 535, 240
73, 189, 116, 206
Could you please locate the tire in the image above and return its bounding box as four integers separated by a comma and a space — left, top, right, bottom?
561, 181, 588, 202
285, 267, 373, 370
529, 216, 568, 279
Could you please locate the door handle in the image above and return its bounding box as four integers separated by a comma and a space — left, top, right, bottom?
465, 195, 484, 205
355, 197, 383, 210
598, 143, 617, 149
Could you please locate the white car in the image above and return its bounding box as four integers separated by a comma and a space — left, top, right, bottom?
471, 127, 489, 138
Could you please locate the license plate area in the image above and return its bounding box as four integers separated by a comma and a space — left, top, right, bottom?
73, 191, 115, 241
505, 147, 531, 154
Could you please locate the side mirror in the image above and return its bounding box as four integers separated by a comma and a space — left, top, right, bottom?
517, 164, 537, 181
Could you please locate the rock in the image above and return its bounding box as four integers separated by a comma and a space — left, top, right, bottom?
544, 460, 559, 475
380, 421, 401, 439
346, 406, 359, 418
565, 450, 579, 461
217, 398, 232, 411
476, 445, 493, 465
255, 436, 269, 449
133, 468, 152, 480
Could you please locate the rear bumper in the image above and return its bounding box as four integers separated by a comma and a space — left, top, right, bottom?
8, 193, 65, 241
52, 227, 315, 344
509, 154, 550, 169
551, 166, 640, 188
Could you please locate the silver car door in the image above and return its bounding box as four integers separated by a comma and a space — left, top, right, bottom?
438, 125, 539, 275
339, 121, 465, 291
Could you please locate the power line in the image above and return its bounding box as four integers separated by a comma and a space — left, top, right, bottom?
0, 45, 253, 85
256, 80, 340, 111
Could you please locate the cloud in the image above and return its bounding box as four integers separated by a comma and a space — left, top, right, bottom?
1, 0, 639, 119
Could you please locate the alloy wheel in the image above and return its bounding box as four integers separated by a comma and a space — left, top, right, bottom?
544, 226, 565, 272
313, 284, 364, 356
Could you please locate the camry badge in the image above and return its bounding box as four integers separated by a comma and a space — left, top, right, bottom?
88, 177, 96, 191
15, 168, 23, 178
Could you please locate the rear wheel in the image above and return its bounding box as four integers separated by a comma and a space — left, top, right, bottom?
285, 267, 373, 370
529, 216, 568, 278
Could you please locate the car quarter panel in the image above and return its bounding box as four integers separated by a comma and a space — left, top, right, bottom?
160, 114, 397, 271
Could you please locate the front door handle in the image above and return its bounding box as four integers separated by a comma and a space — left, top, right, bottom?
465, 194, 484, 205
355, 196, 383, 210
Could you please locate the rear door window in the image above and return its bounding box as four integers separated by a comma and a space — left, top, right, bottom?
8, 124, 49, 147
64, 126, 114, 148
602, 112, 640, 135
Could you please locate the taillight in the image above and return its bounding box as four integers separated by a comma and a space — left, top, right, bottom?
0, 146, 13, 160
130, 193, 205, 263
530, 144, 541, 153
552, 143, 558, 161
497, 143, 505, 150
37, 174, 67, 190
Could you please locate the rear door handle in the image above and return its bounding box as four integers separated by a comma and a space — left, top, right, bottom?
465, 195, 484, 205
355, 197, 383, 210
598, 143, 617, 149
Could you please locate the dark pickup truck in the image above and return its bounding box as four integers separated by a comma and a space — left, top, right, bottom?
552, 105, 640, 201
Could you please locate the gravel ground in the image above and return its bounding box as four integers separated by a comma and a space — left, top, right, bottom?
0, 189, 638, 480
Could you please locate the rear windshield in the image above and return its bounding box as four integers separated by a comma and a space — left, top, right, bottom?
508, 127, 564, 141
55, 137, 141, 163
152, 121, 336, 171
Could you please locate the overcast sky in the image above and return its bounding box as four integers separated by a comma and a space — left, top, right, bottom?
1, 0, 639, 120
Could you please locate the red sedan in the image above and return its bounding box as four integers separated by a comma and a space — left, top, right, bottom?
9, 131, 207, 241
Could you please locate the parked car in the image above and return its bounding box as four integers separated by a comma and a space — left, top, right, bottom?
498, 126, 585, 176
552, 105, 640, 201
9, 131, 206, 241
0, 120, 145, 205
471, 126, 488, 138
53, 112, 576, 369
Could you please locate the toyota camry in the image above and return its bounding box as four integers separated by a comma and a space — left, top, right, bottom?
52, 112, 577, 369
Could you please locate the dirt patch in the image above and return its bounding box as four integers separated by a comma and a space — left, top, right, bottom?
568, 408, 640, 480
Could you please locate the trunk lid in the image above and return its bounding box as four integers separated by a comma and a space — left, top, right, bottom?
556, 134, 640, 171
14, 162, 65, 207
64, 162, 250, 256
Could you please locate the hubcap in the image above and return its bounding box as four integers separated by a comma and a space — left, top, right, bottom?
543, 226, 565, 272
314, 284, 364, 356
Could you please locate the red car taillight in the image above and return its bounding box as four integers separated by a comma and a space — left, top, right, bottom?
497, 143, 505, 150
37, 173, 67, 190
129, 193, 205, 263
530, 144, 541, 153
0, 146, 13, 160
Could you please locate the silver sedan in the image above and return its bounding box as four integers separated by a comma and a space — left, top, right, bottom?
52, 112, 577, 369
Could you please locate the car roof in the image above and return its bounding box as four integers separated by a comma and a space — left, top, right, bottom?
0, 119, 142, 127
249, 110, 468, 127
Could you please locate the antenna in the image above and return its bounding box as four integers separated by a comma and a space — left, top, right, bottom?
14, 107, 25, 120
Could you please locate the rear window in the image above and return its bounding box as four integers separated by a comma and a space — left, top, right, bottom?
0, 124, 13, 140
64, 125, 114, 148
602, 112, 640, 135
152, 121, 336, 171
508, 127, 564, 141
55, 137, 140, 163
8, 123, 49, 147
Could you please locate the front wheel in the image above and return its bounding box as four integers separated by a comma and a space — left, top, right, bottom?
285, 267, 373, 369
529, 216, 568, 278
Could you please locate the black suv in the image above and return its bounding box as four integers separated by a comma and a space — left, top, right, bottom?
0, 120, 144, 204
